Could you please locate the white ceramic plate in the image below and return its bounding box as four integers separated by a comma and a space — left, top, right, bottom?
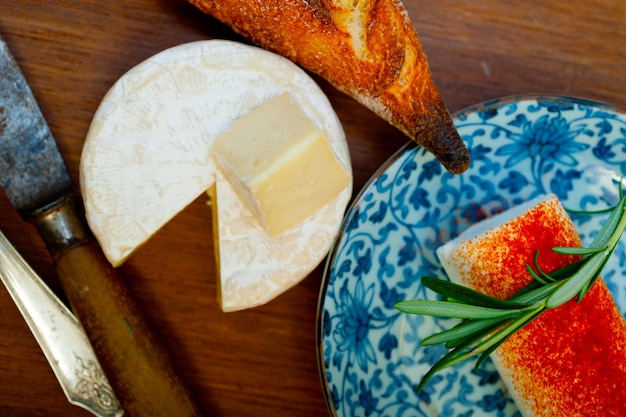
317, 95, 626, 417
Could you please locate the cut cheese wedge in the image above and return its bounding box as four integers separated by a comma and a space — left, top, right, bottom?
437, 194, 626, 417
212, 93, 351, 236
80, 40, 352, 311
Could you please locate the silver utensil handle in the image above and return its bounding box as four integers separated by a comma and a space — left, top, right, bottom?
0, 231, 123, 417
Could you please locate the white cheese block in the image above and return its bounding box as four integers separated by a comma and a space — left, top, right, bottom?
80, 40, 352, 311
212, 93, 351, 236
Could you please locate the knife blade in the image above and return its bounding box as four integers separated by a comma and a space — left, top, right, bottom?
0, 230, 123, 417
0, 35, 202, 417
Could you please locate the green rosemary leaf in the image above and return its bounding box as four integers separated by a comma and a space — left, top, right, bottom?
474, 307, 538, 351
526, 263, 552, 285
420, 317, 504, 346
510, 281, 560, 305
529, 250, 557, 284
606, 198, 626, 249
394, 300, 525, 320
421, 276, 529, 309
475, 339, 504, 369
418, 305, 542, 392
444, 320, 506, 349
528, 256, 588, 283
416, 348, 467, 392
526, 250, 586, 286
417, 335, 484, 391
577, 253, 613, 301
508, 280, 542, 299
546, 251, 607, 308
566, 206, 615, 215
552, 246, 606, 255
474, 307, 544, 369
588, 196, 626, 249
577, 276, 594, 302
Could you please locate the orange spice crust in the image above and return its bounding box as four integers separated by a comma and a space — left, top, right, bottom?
188, 0, 470, 174
447, 196, 626, 416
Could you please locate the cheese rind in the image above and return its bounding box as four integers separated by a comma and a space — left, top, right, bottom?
437, 194, 626, 416
212, 93, 351, 235
80, 40, 352, 311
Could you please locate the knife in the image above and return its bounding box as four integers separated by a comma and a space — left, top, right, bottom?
0, 35, 202, 416
0, 230, 123, 417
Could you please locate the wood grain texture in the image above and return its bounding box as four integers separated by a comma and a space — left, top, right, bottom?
0, 1, 625, 416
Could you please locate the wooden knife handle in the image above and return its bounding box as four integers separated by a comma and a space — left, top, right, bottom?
30, 194, 202, 417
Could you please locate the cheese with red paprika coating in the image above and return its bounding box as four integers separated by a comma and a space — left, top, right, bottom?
437, 194, 626, 417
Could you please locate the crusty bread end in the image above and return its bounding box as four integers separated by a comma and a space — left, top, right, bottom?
189, 0, 470, 174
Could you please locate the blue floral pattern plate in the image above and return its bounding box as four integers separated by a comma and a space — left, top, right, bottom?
317, 95, 626, 417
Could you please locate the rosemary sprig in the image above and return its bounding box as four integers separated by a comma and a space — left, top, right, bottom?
395, 195, 626, 392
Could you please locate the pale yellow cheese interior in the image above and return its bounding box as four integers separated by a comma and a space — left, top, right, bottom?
211, 93, 351, 236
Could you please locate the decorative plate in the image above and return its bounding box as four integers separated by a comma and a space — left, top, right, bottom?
316, 95, 626, 417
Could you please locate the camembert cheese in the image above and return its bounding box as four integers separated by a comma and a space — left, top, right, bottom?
80, 40, 352, 311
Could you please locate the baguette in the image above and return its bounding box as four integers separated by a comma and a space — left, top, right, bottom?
189, 0, 470, 174
437, 194, 626, 416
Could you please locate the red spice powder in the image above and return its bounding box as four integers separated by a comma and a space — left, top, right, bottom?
500, 280, 626, 416
448, 196, 626, 416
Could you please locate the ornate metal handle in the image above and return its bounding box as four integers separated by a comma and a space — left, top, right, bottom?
0, 230, 123, 417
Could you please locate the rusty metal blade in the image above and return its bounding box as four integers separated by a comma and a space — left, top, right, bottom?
0, 35, 72, 216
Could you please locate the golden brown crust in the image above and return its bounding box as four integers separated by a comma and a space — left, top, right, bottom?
189, 0, 470, 174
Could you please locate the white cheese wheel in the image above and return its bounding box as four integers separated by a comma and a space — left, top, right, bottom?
80, 40, 352, 311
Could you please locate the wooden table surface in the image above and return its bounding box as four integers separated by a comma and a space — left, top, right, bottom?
0, 1, 624, 416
